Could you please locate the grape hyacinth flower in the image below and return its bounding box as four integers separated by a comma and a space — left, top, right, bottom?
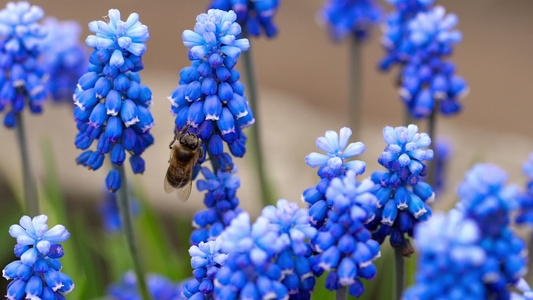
169, 9, 253, 163
73, 9, 153, 193
511, 278, 533, 300
516, 153, 533, 225
3, 215, 74, 299
0, 1, 48, 128
40, 17, 86, 102
403, 209, 488, 299
457, 164, 527, 298
398, 6, 468, 118
215, 199, 317, 300
183, 237, 227, 299
432, 137, 452, 195
108, 271, 185, 300
209, 0, 280, 37
366, 125, 434, 249
320, 0, 382, 41
313, 170, 381, 296
99, 188, 140, 233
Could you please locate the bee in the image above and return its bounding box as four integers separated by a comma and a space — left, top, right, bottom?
164, 126, 204, 201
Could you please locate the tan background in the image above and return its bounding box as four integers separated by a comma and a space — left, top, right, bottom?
0, 0, 532, 220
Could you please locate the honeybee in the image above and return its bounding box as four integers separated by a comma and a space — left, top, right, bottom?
164, 126, 204, 201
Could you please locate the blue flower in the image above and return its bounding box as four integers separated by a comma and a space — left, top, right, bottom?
40, 17, 87, 102
184, 237, 227, 299
0, 1, 48, 128
108, 271, 185, 300
320, 0, 382, 41
311, 170, 380, 296
215, 199, 316, 300
209, 0, 280, 37
517, 153, 533, 225
170, 9, 252, 162
432, 137, 452, 195
366, 125, 434, 248
191, 166, 242, 245
3, 215, 74, 299
73, 9, 154, 193
511, 278, 533, 300
457, 164, 527, 298
98, 188, 140, 233
403, 209, 488, 299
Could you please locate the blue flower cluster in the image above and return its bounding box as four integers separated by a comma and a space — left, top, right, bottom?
313, 170, 381, 296
403, 209, 488, 299
366, 125, 434, 248
184, 237, 227, 299
517, 153, 533, 225
108, 271, 185, 300
511, 278, 533, 300
98, 188, 140, 233
209, 0, 280, 37
398, 6, 468, 118
432, 137, 452, 195
73, 9, 154, 193
3, 215, 74, 300
40, 17, 86, 102
170, 9, 253, 162
0, 1, 48, 128
190, 166, 242, 245
320, 0, 382, 41
214, 199, 317, 299
457, 164, 527, 298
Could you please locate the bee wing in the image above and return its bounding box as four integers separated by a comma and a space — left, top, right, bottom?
176, 181, 193, 202
164, 173, 176, 193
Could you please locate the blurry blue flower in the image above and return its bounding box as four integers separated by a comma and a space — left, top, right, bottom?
403, 209, 488, 299
215, 199, 316, 300
40, 17, 87, 102
0, 1, 48, 128
99, 188, 140, 233
312, 170, 380, 296
108, 271, 185, 300
183, 237, 227, 299
517, 153, 533, 225
209, 0, 280, 37
511, 278, 533, 300
191, 166, 242, 245
366, 124, 434, 248
432, 137, 452, 195
73, 9, 154, 193
320, 0, 382, 41
457, 164, 527, 298
170, 9, 252, 161
3, 215, 74, 299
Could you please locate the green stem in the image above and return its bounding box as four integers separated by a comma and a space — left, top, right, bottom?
15, 112, 39, 216
394, 247, 405, 300
114, 165, 151, 300
404, 108, 414, 127
426, 101, 439, 188
349, 35, 362, 139
241, 29, 272, 206
336, 286, 348, 300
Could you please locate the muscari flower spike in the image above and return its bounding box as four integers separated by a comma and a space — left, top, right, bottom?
516, 153, 533, 225
40, 17, 87, 102
431, 137, 452, 195
320, 0, 382, 41
209, 0, 280, 38
73, 9, 154, 193
0, 1, 48, 128
366, 124, 434, 249
398, 6, 468, 118
403, 209, 488, 299
108, 271, 185, 300
3, 215, 74, 300
170, 9, 252, 164
98, 188, 140, 233
190, 166, 242, 245
312, 170, 381, 296
184, 237, 227, 299
215, 199, 317, 300
457, 164, 527, 299
303, 127, 366, 228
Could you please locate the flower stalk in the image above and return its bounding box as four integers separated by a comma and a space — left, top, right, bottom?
394, 247, 405, 300
114, 164, 151, 300
15, 112, 39, 216
336, 286, 348, 300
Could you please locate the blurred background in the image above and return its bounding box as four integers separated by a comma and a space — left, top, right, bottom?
0, 0, 532, 298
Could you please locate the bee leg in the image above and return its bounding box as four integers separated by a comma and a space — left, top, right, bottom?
169, 132, 179, 149
199, 146, 204, 159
